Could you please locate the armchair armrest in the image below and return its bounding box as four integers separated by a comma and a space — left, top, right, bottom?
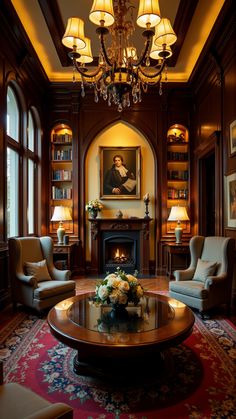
50, 267, 71, 281
16, 273, 38, 287
205, 273, 227, 289
174, 268, 195, 281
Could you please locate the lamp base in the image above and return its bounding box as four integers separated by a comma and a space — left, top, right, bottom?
175, 225, 183, 244
57, 222, 65, 245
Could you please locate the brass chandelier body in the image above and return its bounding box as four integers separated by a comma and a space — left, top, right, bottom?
62, 0, 177, 112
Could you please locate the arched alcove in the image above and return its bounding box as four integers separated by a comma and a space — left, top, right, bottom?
85, 121, 155, 264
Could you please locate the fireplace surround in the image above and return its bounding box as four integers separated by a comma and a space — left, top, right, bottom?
88, 218, 152, 275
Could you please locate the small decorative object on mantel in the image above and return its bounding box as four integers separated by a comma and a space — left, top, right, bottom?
116, 209, 123, 219
92, 268, 144, 320
85, 199, 103, 219
143, 193, 150, 218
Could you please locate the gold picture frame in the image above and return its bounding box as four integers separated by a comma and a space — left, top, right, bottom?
99, 146, 141, 200
225, 172, 236, 228
229, 119, 236, 157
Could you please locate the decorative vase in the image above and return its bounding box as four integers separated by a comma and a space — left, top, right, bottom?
90, 209, 98, 219
110, 303, 129, 321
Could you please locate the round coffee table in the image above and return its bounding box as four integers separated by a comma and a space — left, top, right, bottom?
47, 292, 195, 380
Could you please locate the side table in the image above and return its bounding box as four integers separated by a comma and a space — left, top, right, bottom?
53, 243, 77, 272
165, 242, 190, 279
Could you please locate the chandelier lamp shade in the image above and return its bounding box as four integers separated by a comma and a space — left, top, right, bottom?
62, 0, 177, 112
51, 206, 72, 244
168, 206, 190, 244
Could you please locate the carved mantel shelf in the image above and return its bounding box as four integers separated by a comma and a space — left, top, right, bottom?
88, 217, 153, 275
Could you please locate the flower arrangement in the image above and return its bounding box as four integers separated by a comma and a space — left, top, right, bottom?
85, 199, 103, 212
93, 267, 144, 306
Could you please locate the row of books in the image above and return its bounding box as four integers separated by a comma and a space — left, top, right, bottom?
51, 148, 72, 161
168, 188, 188, 199
52, 133, 72, 143
52, 170, 72, 181
167, 151, 188, 161
167, 170, 188, 180
52, 186, 72, 200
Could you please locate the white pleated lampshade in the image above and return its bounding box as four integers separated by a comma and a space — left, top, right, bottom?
168, 206, 189, 222
62, 17, 86, 49
76, 37, 93, 64
51, 206, 72, 222
154, 18, 177, 46
89, 0, 115, 27
150, 40, 172, 60
137, 0, 161, 28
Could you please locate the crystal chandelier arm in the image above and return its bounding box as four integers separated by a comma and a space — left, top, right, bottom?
133, 30, 154, 67
99, 29, 113, 67
138, 59, 165, 79
73, 59, 102, 78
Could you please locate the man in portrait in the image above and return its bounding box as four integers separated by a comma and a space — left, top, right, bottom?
103, 154, 137, 195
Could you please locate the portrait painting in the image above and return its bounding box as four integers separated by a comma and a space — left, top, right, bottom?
225, 172, 236, 228
229, 119, 236, 156
99, 146, 141, 199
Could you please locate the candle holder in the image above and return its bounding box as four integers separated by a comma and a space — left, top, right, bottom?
144, 197, 150, 219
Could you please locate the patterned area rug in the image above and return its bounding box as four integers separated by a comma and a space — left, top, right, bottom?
0, 306, 236, 419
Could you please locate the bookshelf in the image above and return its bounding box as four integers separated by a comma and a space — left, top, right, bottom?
166, 124, 190, 238
50, 123, 73, 235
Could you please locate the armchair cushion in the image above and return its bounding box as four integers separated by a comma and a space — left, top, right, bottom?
170, 280, 209, 299
25, 260, 51, 282
193, 258, 217, 283
34, 280, 75, 300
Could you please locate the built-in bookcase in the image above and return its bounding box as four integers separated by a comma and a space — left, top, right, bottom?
166, 124, 190, 236
49, 123, 73, 235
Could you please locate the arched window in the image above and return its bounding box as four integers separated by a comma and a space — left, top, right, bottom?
6, 86, 20, 237
6, 84, 42, 238
7, 86, 19, 142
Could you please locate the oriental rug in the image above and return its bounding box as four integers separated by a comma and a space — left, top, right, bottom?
0, 307, 235, 419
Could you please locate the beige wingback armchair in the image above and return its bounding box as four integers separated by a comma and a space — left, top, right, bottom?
0, 361, 73, 418
169, 236, 235, 315
8, 236, 76, 312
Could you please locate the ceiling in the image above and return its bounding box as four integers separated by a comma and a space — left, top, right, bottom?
11, 0, 225, 83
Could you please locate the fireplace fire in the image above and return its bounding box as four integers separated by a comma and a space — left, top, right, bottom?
103, 233, 138, 272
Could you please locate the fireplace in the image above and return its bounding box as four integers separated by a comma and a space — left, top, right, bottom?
103, 231, 139, 272
88, 218, 152, 275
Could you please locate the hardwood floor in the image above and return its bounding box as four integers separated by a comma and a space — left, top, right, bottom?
74, 275, 170, 294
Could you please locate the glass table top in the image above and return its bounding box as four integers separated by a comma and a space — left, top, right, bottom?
68, 295, 175, 334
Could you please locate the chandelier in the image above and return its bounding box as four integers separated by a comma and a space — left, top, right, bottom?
62, 0, 177, 112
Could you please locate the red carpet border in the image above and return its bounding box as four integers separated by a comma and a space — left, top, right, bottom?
0, 304, 235, 418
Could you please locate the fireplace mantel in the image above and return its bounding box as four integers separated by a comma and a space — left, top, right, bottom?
88, 217, 152, 275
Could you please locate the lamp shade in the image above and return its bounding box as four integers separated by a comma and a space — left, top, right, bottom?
137, 0, 161, 28
62, 17, 86, 49
89, 0, 115, 27
51, 206, 72, 222
168, 206, 189, 222
150, 40, 172, 60
51, 206, 72, 245
154, 18, 177, 46
168, 206, 189, 244
76, 37, 93, 64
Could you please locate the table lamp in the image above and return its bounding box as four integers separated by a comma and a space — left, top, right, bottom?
167, 206, 189, 244
51, 206, 72, 244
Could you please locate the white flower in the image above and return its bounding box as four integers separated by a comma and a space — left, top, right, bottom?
118, 280, 130, 292
107, 277, 121, 288
98, 285, 109, 300
85, 199, 103, 212
126, 274, 138, 284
